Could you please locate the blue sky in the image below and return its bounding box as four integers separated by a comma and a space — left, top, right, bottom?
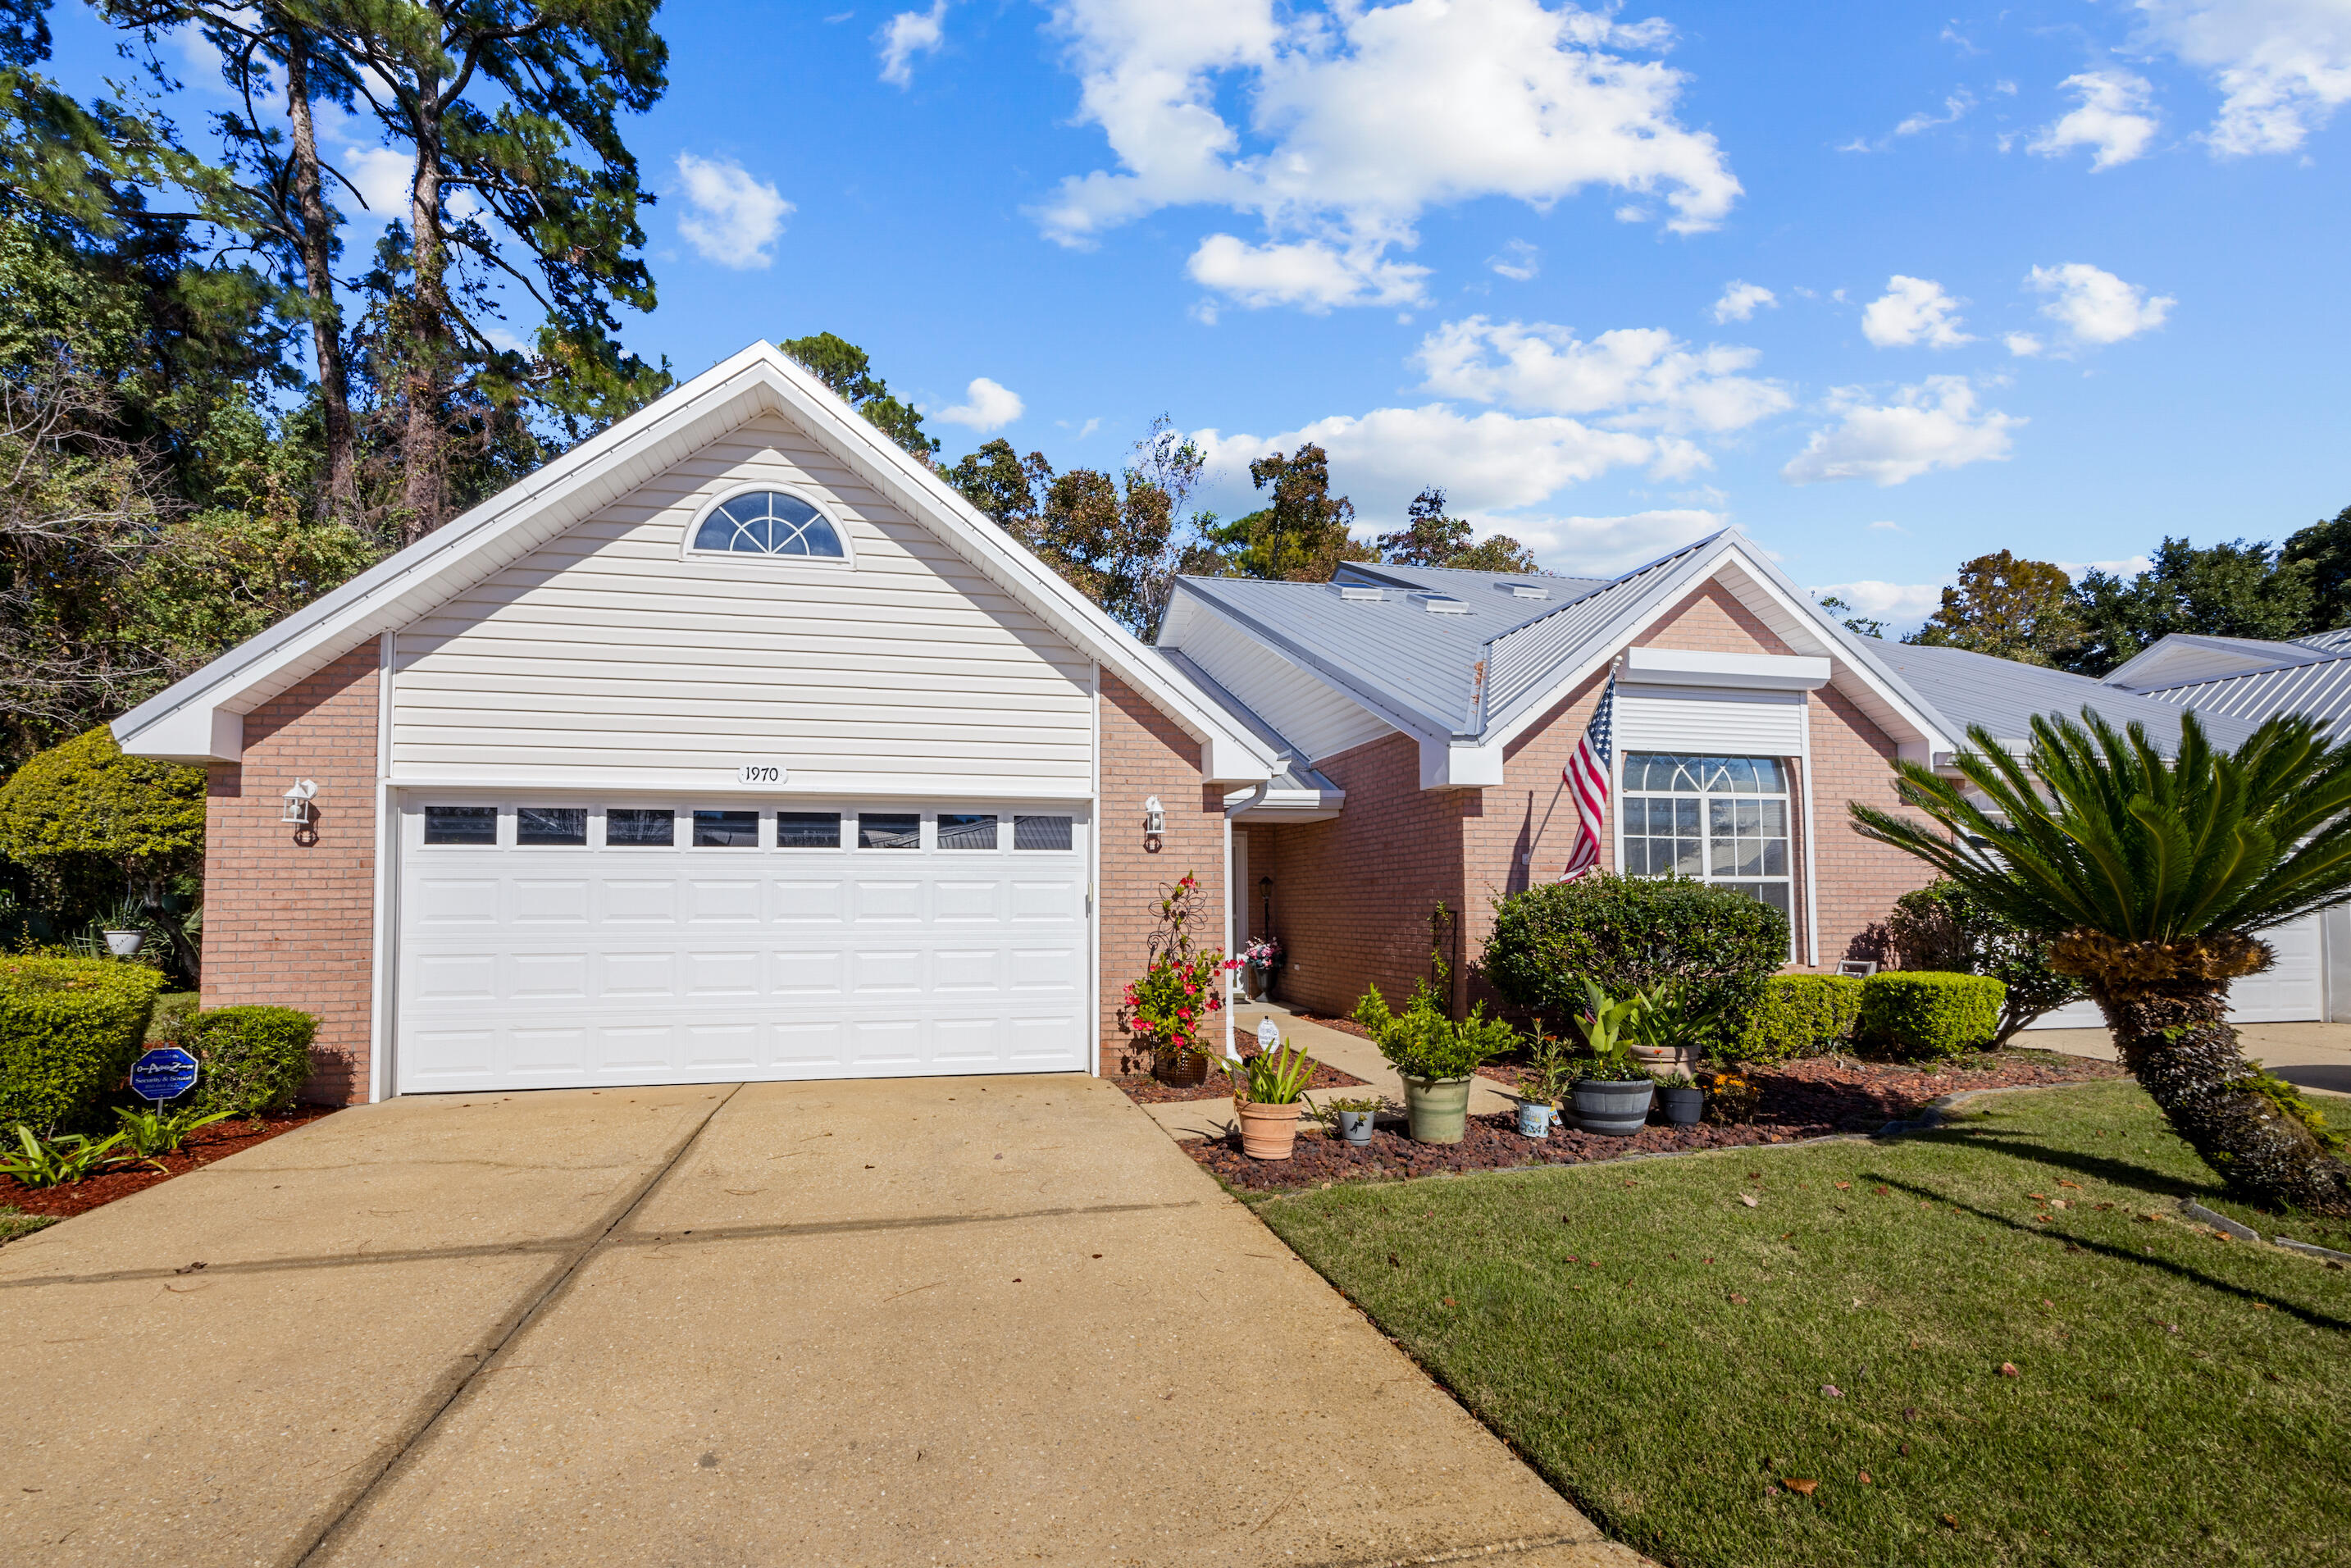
48, 1, 2351, 628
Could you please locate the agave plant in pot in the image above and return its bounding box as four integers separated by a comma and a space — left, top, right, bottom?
1566, 980, 1657, 1136
1353, 973, 1516, 1144
1219, 1038, 1319, 1159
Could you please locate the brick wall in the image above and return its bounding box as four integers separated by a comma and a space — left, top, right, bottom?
203, 643, 380, 1105
1096, 671, 1223, 1075
1259, 732, 1468, 1019
1807, 681, 1937, 963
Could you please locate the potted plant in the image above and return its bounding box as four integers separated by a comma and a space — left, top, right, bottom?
1325, 1096, 1384, 1146
1515, 1028, 1574, 1139
1626, 979, 1728, 1078
1353, 969, 1516, 1145
1120, 873, 1239, 1083
1218, 1038, 1319, 1160
1237, 936, 1284, 1001
1652, 1069, 1705, 1125
1565, 981, 1656, 1137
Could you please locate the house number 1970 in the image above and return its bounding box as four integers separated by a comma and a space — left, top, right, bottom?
736, 763, 786, 785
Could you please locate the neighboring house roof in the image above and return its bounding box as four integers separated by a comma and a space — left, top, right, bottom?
2294, 627, 2351, 654
2131, 653, 2351, 736
110, 342, 1276, 782
1868, 640, 2265, 754
2103, 632, 2339, 691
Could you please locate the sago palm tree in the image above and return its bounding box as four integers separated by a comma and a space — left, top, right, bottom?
1850, 708, 2351, 1216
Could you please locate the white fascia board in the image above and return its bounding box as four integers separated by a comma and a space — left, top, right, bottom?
1223, 785, 1346, 823
112, 341, 1275, 785
1421, 736, 1506, 790
1621, 645, 1830, 690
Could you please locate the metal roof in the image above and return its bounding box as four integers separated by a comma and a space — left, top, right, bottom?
1867, 640, 2265, 753
1155, 649, 1341, 794
2298, 627, 2351, 654
2133, 653, 2351, 736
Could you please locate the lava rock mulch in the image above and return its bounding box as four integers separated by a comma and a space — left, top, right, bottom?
1116, 1051, 1368, 1105
2, 1104, 339, 1222
1194, 1049, 2125, 1192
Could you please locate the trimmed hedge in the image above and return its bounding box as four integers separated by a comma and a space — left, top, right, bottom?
1483, 874, 1788, 1032
1735, 973, 1866, 1064
0, 957, 165, 1132
1858, 971, 2006, 1058
175, 1006, 317, 1115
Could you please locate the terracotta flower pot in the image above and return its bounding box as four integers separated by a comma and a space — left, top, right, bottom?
1237, 1100, 1303, 1160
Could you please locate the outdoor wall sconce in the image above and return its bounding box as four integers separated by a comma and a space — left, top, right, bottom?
1143, 795, 1164, 850
280, 778, 318, 825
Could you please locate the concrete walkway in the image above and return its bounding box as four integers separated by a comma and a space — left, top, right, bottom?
2, 1076, 1639, 1568
2030, 1019, 2351, 1096
1144, 1003, 1527, 1142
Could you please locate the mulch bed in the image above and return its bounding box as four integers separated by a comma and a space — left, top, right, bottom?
1115, 1050, 1368, 1105
1192, 1049, 2125, 1192
1, 1104, 339, 1222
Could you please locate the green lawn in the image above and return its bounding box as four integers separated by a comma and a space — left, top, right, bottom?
1257, 1083, 2351, 1568
1, 1206, 58, 1246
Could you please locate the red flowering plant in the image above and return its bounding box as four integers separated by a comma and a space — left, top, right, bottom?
1120, 873, 1240, 1077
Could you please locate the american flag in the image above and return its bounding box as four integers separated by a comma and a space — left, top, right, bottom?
1562, 673, 1616, 878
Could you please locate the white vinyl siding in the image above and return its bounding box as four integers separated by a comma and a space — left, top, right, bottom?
1166, 605, 1394, 763
389, 412, 1094, 794
1615, 684, 1807, 754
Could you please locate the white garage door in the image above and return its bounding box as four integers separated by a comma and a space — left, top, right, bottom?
2025, 911, 2325, 1030
394, 800, 1091, 1092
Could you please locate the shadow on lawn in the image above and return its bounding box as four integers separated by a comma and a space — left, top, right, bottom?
1863, 1170, 2351, 1334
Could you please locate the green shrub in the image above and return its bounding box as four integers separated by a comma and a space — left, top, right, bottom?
1887, 879, 2083, 1043
1354, 979, 1516, 1081
0, 957, 165, 1132
175, 1006, 317, 1115
1482, 873, 1788, 1031
1735, 974, 1866, 1064
1857, 972, 2005, 1058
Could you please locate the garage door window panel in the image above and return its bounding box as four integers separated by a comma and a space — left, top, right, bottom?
939, 814, 999, 850
777, 811, 842, 849
692, 809, 759, 848
424, 805, 498, 846
1014, 815, 1073, 851
517, 807, 586, 846
606, 809, 674, 847
859, 813, 920, 850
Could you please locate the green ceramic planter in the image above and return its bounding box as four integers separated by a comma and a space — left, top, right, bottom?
1401, 1074, 1474, 1144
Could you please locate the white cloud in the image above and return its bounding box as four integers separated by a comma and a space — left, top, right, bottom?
1860, 276, 1972, 349
1711, 280, 1776, 323
1194, 404, 1658, 524
1187, 233, 1429, 310
1782, 377, 2023, 486
1488, 239, 1540, 280
879, 2, 949, 88
674, 153, 792, 269
1895, 90, 1976, 136
1414, 316, 1793, 435
2027, 262, 2176, 345
2132, 0, 2351, 156
340, 146, 412, 222
1502, 508, 1726, 575
933, 376, 1025, 431
1809, 580, 1950, 622
1867, 519, 1905, 531
2005, 332, 2046, 357
2029, 71, 2160, 170
1037, 0, 1740, 308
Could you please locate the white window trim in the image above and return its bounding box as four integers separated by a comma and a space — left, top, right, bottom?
1612, 750, 1802, 958
680, 481, 859, 570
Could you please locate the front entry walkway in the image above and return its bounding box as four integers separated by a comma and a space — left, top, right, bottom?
3, 1077, 1638, 1566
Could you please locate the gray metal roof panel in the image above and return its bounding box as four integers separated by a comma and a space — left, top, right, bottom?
1483, 535, 1722, 719
1155, 648, 1338, 792
2134, 655, 2351, 736
2297, 627, 2351, 654
1867, 640, 2264, 753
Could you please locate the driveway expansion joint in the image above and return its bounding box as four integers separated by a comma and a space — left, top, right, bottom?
287, 1082, 742, 1568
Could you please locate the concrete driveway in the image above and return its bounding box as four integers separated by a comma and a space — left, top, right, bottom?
2033, 1019, 2351, 1096
2, 1077, 1636, 1568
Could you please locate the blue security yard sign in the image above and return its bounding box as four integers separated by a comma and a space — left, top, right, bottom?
130, 1046, 199, 1103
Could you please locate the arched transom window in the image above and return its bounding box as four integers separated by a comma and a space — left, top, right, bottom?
692, 491, 845, 558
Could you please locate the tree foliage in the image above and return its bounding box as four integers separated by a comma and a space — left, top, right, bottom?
1885, 878, 2084, 1044
2065, 536, 2315, 676
1182, 443, 1374, 582
1373, 486, 1538, 573
782, 330, 938, 463
1905, 550, 2082, 667
2281, 504, 2351, 636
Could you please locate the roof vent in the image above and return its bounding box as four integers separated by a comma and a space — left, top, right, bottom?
1336, 585, 1385, 602
1415, 593, 1469, 615
1501, 581, 1549, 599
